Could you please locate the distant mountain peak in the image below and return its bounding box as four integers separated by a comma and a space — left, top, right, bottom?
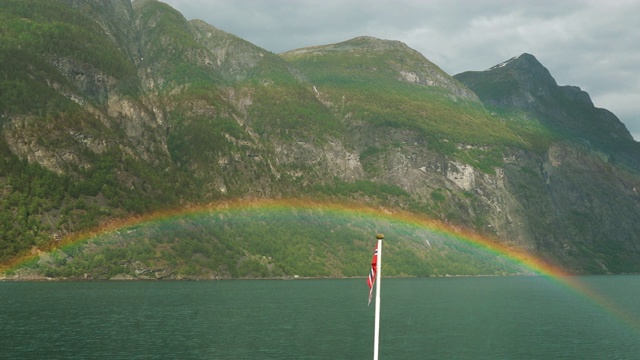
485, 53, 593, 106
486, 53, 537, 70
282, 36, 480, 102
455, 53, 636, 153
340, 35, 410, 50
484, 53, 557, 88
487, 55, 518, 70
282, 36, 411, 56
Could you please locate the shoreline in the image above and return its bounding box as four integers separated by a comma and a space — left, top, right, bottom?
2, 272, 629, 282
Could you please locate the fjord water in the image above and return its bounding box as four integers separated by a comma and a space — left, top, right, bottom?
2, 276, 639, 359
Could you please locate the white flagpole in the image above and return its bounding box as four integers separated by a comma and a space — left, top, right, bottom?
373, 233, 383, 360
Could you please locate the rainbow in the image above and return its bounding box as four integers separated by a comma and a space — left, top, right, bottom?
2, 198, 639, 333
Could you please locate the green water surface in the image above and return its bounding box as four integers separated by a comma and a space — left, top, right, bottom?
1, 276, 639, 359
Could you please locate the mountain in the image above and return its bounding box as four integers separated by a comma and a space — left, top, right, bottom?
454, 54, 640, 272
1, 0, 640, 279
454, 54, 639, 167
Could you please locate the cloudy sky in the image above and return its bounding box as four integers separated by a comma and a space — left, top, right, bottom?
161, 0, 640, 140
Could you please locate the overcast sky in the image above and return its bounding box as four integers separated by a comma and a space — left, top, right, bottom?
160, 0, 640, 140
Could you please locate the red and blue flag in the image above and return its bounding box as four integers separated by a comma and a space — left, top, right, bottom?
368, 244, 378, 305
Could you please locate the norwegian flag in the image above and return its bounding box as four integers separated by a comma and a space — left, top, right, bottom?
367, 244, 378, 306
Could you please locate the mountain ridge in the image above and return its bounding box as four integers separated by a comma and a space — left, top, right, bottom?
454, 53, 636, 150
282, 36, 480, 103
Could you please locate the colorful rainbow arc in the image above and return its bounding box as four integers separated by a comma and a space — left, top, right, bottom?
2, 198, 639, 334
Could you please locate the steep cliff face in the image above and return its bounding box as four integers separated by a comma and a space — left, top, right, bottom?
1, 0, 169, 174
280, 38, 542, 246
456, 55, 640, 271
2, 0, 640, 274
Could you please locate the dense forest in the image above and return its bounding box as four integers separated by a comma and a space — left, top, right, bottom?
7, 203, 533, 279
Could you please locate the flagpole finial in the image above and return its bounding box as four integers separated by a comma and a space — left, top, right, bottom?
376, 234, 384, 240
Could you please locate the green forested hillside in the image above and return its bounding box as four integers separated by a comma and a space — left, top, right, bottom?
2, 0, 640, 278
0, 0, 180, 262
7, 203, 532, 279
282, 38, 531, 163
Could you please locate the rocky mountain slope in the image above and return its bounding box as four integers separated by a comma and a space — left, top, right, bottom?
455, 55, 640, 272
1, 0, 639, 276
